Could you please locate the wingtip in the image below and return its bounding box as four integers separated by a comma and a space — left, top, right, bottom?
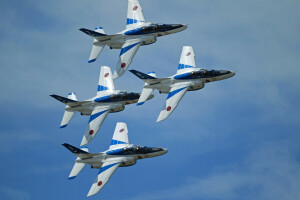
60, 124, 67, 128
68, 176, 76, 180
88, 59, 96, 63
136, 102, 144, 106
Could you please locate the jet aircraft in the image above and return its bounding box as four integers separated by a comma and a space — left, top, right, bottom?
80, 0, 187, 79
62, 122, 168, 197
50, 66, 153, 146
130, 46, 235, 122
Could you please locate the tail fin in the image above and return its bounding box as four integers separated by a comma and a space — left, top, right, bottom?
62, 144, 89, 179
109, 122, 129, 150
176, 46, 196, 74
55, 93, 77, 128
126, 0, 146, 29
88, 27, 106, 63
97, 66, 115, 96
137, 72, 156, 106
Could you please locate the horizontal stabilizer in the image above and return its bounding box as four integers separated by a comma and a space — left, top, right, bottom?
79, 28, 107, 37
62, 143, 89, 155
79, 28, 120, 42
50, 94, 77, 104
130, 69, 170, 85
68, 146, 89, 180
129, 69, 157, 80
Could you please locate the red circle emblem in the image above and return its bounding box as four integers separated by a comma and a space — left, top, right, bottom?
98, 181, 102, 186
133, 6, 138, 11
119, 128, 125, 133
104, 73, 109, 77
121, 63, 126, 68
166, 106, 172, 111
186, 52, 191, 56
89, 130, 94, 135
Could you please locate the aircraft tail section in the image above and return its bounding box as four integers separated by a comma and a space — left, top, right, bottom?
88, 27, 106, 63
137, 72, 156, 106
97, 66, 115, 96
176, 46, 196, 74
68, 146, 89, 179
126, 0, 146, 29
109, 122, 129, 150
62, 144, 89, 179
51, 93, 77, 128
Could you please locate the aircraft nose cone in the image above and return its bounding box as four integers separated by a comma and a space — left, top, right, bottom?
172, 24, 187, 30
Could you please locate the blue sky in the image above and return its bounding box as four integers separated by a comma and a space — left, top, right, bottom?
0, 0, 300, 199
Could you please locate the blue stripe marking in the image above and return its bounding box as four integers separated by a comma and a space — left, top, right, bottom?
119, 43, 140, 56
127, 18, 145, 25
88, 58, 96, 63
97, 85, 109, 91
94, 95, 111, 102
68, 93, 73, 95
89, 110, 109, 123
60, 124, 67, 128
110, 139, 127, 145
68, 176, 76, 180
177, 64, 194, 70
98, 163, 119, 174
136, 102, 144, 106
167, 87, 188, 100
106, 148, 124, 155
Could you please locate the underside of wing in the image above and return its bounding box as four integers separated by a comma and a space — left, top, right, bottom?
87, 161, 121, 197
113, 38, 142, 79
80, 106, 111, 146
157, 82, 190, 122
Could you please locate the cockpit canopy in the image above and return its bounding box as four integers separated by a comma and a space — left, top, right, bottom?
94, 92, 140, 102
122, 145, 152, 154
124, 23, 185, 35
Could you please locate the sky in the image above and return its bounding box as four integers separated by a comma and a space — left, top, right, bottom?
0, 0, 300, 199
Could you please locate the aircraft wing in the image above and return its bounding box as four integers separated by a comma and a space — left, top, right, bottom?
157, 82, 190, 122
80, 105, 111, 146
113, 38, 142, 79
87, 160, 121, 197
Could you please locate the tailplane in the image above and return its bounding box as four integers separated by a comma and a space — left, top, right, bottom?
97, 66, 115, 96
62, 144, 89, 179
126, 0, 146, 29
137, 72, 156, 106
88, 27, 106, 63
176, 46, 196, 74
58, 93, 77, 128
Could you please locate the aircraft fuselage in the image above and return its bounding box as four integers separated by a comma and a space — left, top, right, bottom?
66, 91, 154, 115
102, 23, 187, 49
79, 145, 168, 168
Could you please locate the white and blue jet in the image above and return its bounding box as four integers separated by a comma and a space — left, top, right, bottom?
130, 46, 236, 122
62, 122, 168, 197
50, 66, 153, 146
80, 0, 187, 79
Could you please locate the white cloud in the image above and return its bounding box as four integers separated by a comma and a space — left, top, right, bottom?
123, 139, 300, 200
0, 187, 31, 200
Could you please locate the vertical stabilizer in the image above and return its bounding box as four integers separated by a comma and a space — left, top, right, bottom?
126, 0, 146, 29
176, 46, 196, 74
137, 72, 156, 106
60, 93, 77, 128
68, 146, 89, 180
109, 122, 129, 150
88, 27, 106, 63
97, 66, 115, 96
